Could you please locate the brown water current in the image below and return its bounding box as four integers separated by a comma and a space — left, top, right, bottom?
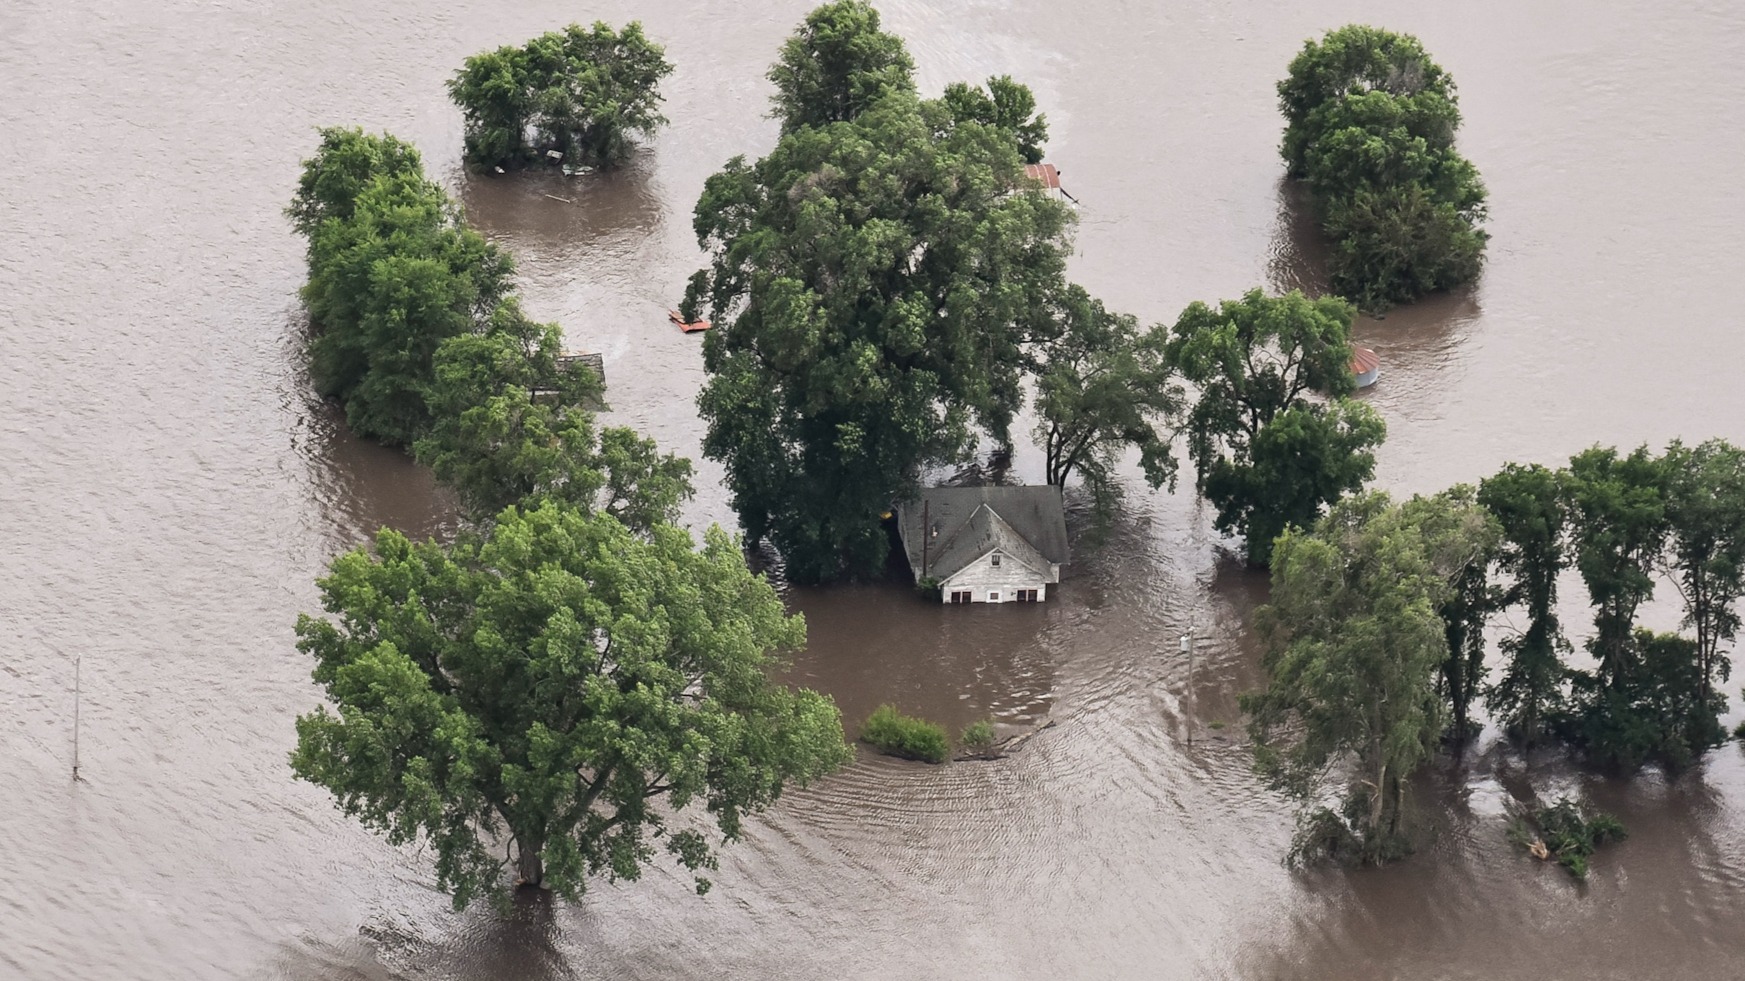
3, 1, 1744, 978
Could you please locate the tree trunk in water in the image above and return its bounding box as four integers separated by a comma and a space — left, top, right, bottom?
517, 837, 546, 889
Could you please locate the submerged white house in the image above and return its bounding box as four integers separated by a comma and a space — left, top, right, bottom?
896, 486, 1070, 604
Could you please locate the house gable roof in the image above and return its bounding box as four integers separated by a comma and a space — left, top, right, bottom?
896, 486, 1069, 581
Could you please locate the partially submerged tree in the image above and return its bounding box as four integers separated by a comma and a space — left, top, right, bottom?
1401, 485, 1502, 743
287, 127, 426, 238
291, 130, 513, 446
1660, 438, 1745, 705
450, 22, 674, 170
1032, 286, 1181, 516
1478, 462, 1571, 745
1564, 445, 1669, 686
687, 66, 1073, 582
767, 0, 916, 133
1245, 493, 1448, 865
1278, 25, 1487, 310
1559, 444, 1731, 771
292, 502, 852, 909
1278, 25, 1456, 178
414, 304, 692, 528
1168, 289, 1383, 565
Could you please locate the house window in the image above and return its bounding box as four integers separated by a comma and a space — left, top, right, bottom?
991, 553, 1002, 568
1017, 589, 1038, 602
987, 591, 1002, 603
949, 590, 972, 604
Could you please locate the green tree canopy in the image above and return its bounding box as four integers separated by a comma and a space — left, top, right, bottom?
1565, 444, 1669, 684
1278, 25, 1455, 177
450, 22, 674, 170
1167, 289, 1383, 564
412, 304, 693, 527
1558, 443, 1735, 771
1322, 181, 1487, 311
287, 127, 427, 239
942, 74, 1050, 163
767, 0, 916, 133
1478, 462, 1571, 745
1032, 286, 1181, 516
1400, 485, 1502, 742
686, 81, 1075, 582
1245, 492, 1449, 865
1278, 25, 1486, 311
292, 503, 851, 910
1660, 438, 1745, 705
291, 132, 514, 446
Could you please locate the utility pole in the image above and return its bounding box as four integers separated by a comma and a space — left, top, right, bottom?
72, 655, 82, 782
1178, 632, 1195, 746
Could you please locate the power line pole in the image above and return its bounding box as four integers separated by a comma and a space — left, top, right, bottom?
1178, 632, 1195, 747
72, 655, 82, 782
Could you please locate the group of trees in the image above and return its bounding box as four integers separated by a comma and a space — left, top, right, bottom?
1280, 26, 1489, 310
686, 1, 1087, 582
1245, 440, 1745, 865
687, 2, 1390, 583
287, 128, 850, 909
289, 126, 689, 520
449, 22, 673, 170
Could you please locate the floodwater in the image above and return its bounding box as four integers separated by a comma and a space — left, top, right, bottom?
3, 1, 1744, 978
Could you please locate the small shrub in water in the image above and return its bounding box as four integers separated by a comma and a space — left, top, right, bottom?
1510, 797, 1627, 879
960, 720, 996, 754
861, 705, 949, 763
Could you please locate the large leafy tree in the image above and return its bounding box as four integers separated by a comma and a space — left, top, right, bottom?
287, 127, 426, 239
291, 131, 513, 447
1478, 462, 1571, 745
1660, 438, 1745, 705
1032, 286, 1181, 515
1167, 289, 1384, 565
1245, 493, 1448, 865
1401, 485, 1501, 742
292, 503, 852, 910
450, 22, 673, 170
1278, 25, 1486, 310
1278, 26, 1455, 178
1564, 445, 1669, 685
767, 0, 916, 134
414, 304, 693, 528
686, 77, 1074, 582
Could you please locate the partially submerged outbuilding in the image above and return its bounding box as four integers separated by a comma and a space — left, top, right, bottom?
1351, 346, 1380, 388
896, 486, 1070, 604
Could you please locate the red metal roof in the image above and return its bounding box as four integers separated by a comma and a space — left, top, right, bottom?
1022, 163, 1061, 190
1350, 346, 1380, 375
669, 309, 712, 333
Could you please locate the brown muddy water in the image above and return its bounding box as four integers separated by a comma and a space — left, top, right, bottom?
4, 1, 1745, 978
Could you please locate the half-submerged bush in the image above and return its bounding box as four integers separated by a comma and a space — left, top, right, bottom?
862, 705, 949, 763
449, 22, 673, 171
1509, 797, 1627, 879
960, 720, 996, 755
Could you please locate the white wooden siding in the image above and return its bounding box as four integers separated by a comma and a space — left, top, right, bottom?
940, 549, 1058, 603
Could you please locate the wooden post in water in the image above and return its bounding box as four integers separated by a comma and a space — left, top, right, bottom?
72, 655, 82, 782
1179, 632, 1195, 747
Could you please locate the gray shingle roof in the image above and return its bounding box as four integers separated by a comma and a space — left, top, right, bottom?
896, 486, 1069, 581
